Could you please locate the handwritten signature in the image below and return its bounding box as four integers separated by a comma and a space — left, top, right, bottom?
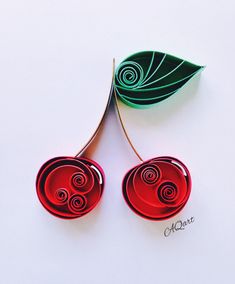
164, 217, 195, 237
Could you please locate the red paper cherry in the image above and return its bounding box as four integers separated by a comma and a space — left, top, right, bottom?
122, 156, 191, 220
36, 156, 104, 219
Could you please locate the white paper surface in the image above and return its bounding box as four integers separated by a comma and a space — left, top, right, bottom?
0, 1, 234, 283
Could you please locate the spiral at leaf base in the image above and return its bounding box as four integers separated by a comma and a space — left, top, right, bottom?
116, 61, 144, 89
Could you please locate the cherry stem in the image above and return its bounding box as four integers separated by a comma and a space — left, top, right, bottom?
74, 61, 115, 157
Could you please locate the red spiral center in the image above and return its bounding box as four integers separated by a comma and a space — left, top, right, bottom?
158, 182, 178, 204
54, 188, 68, 203
141, 166, 159, 184
72, 172, 87, 188
68, 194, 87, 213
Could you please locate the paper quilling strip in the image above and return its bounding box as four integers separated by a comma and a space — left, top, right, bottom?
114, 51, 204, 220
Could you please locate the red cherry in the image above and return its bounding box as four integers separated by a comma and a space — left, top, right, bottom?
36, 156, 104, 219
122, 156, 191, 220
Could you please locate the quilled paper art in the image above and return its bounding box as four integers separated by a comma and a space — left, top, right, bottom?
122, 156, 191, 220
114, 51, 204, 220
114, 51, 204, 108
36, 156, 105, 219
36, 65, 114, 219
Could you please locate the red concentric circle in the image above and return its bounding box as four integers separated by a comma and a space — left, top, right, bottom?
122, 156, 191, 220
36, 156, 105, 219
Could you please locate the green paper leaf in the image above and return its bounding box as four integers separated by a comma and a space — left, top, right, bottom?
114, 51, 204, 108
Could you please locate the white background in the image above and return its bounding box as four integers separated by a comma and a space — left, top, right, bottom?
0, 1, 235, 283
